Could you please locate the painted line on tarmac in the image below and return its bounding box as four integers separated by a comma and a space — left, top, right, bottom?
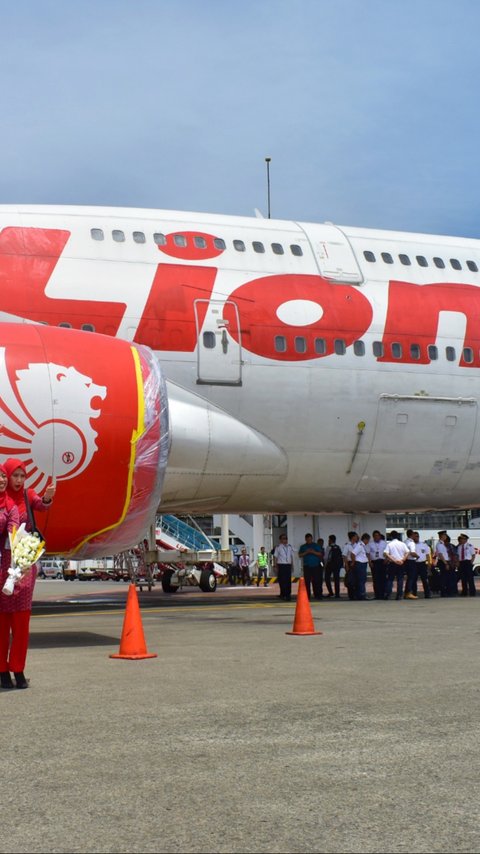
31, 601, 292, 619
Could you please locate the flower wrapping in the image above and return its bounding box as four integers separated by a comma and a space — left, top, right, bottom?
2, 524, 46, 596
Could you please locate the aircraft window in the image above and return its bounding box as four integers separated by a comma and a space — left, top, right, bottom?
391, 342, 402, 359
272, 243, 284, 255
290, 244, 303, 256
253, 241, 265, 253
314, 338, 326, 355
463, 347, 474, 364
428, 344, 438, 360
410, 343, 421, 360
154, 233, 166, 245
214, 238, 226, 250
467, 260, 478, 272
58, 322, 72, 328
450, 258, 462, 270
433, 257, 445, 269
194, 236, 207, 248
363, 251, 376, 262
334, 339, 346, 355
174, 234, 187, 247
203, 331, 216, 349
446, 346, 456, 362
112, 230, 125, 242
133, 231, 146, 243
399, 254, 411, 266
416, 255, 428, 267
381, 252, 393, 264
82, 324, 95, 332
353, 340, 365, 356
274, 335, 287, 353
90, 228, 104, 241
295, 337, 307, 354
234, 239, 246, 252
372, 341, 384, 357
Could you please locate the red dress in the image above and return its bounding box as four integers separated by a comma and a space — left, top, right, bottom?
0, 491, 47, 674
0, 492, 44, 613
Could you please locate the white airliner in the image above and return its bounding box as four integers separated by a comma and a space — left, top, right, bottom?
1, 203, 479, 517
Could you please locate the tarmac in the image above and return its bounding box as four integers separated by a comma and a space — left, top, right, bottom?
2, 580, 480, 854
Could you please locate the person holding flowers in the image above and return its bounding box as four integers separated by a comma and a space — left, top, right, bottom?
0, 458, 55, 689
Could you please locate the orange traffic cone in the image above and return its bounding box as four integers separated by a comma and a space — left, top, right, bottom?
286, 577, 323, 636
110, 584, 158, 659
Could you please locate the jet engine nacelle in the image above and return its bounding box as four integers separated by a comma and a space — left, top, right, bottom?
0, 324, 168, 557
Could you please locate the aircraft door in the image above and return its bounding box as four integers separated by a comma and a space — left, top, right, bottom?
298, 223, 363, 284
194, 299, 242, 386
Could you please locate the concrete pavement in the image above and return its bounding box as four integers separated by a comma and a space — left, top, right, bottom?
2, 587, 480, 853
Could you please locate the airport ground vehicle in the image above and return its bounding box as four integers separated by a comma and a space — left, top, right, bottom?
38, 559, 64, 579
62, 558, 115, 580
63, 561, 77, 580
159, 561, 223, 593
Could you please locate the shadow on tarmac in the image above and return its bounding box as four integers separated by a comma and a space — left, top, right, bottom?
29, 630, 120, 648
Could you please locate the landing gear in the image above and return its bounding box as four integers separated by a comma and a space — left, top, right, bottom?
161, 568, 178, 593
199, 567, 217, 592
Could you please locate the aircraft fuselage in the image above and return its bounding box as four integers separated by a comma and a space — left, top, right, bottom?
1, 204, 479, 513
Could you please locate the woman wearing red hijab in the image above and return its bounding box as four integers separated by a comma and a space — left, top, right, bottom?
0, 459, 55, 689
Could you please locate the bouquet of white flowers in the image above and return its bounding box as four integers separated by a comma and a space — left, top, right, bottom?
2, 524, 46, 596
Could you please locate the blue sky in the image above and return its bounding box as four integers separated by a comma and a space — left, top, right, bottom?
1, 0, 480, 236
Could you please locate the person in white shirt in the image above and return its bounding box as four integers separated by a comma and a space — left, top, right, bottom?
274, 534, 295, 601
346, 531, 368, 600
342, 541, 355, 600
369, 530, 387, 600
411, 531, 432, 599
403, 528, 419, 600
384, 532, 409, 600
456, 533, 476, 597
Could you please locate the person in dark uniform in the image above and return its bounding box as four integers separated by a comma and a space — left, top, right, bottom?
324, 534, 344, 599
298, 534, 324, 600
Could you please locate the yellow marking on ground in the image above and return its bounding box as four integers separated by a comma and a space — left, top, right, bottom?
31, 601, 292, 620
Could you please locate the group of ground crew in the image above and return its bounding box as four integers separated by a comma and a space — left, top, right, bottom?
227, 528, 478, 603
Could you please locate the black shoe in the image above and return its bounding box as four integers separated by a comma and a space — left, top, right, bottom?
14, 672, 28, 689
396, 594, 402, 600
0, 671, 13, 689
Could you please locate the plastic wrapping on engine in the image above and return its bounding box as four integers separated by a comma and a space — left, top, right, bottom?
76, 345, 169, 557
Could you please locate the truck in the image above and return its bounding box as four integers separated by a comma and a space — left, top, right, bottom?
63, 558, 115, 581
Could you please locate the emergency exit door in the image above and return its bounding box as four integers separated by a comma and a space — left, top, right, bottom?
194, 299, 242, 385
299, 223, 364, 283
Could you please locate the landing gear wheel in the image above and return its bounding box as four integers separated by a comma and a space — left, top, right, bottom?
161, 569, 177, 593
199, 569, 217, 592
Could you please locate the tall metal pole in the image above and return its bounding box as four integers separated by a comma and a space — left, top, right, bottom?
265, 156, 271, 218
